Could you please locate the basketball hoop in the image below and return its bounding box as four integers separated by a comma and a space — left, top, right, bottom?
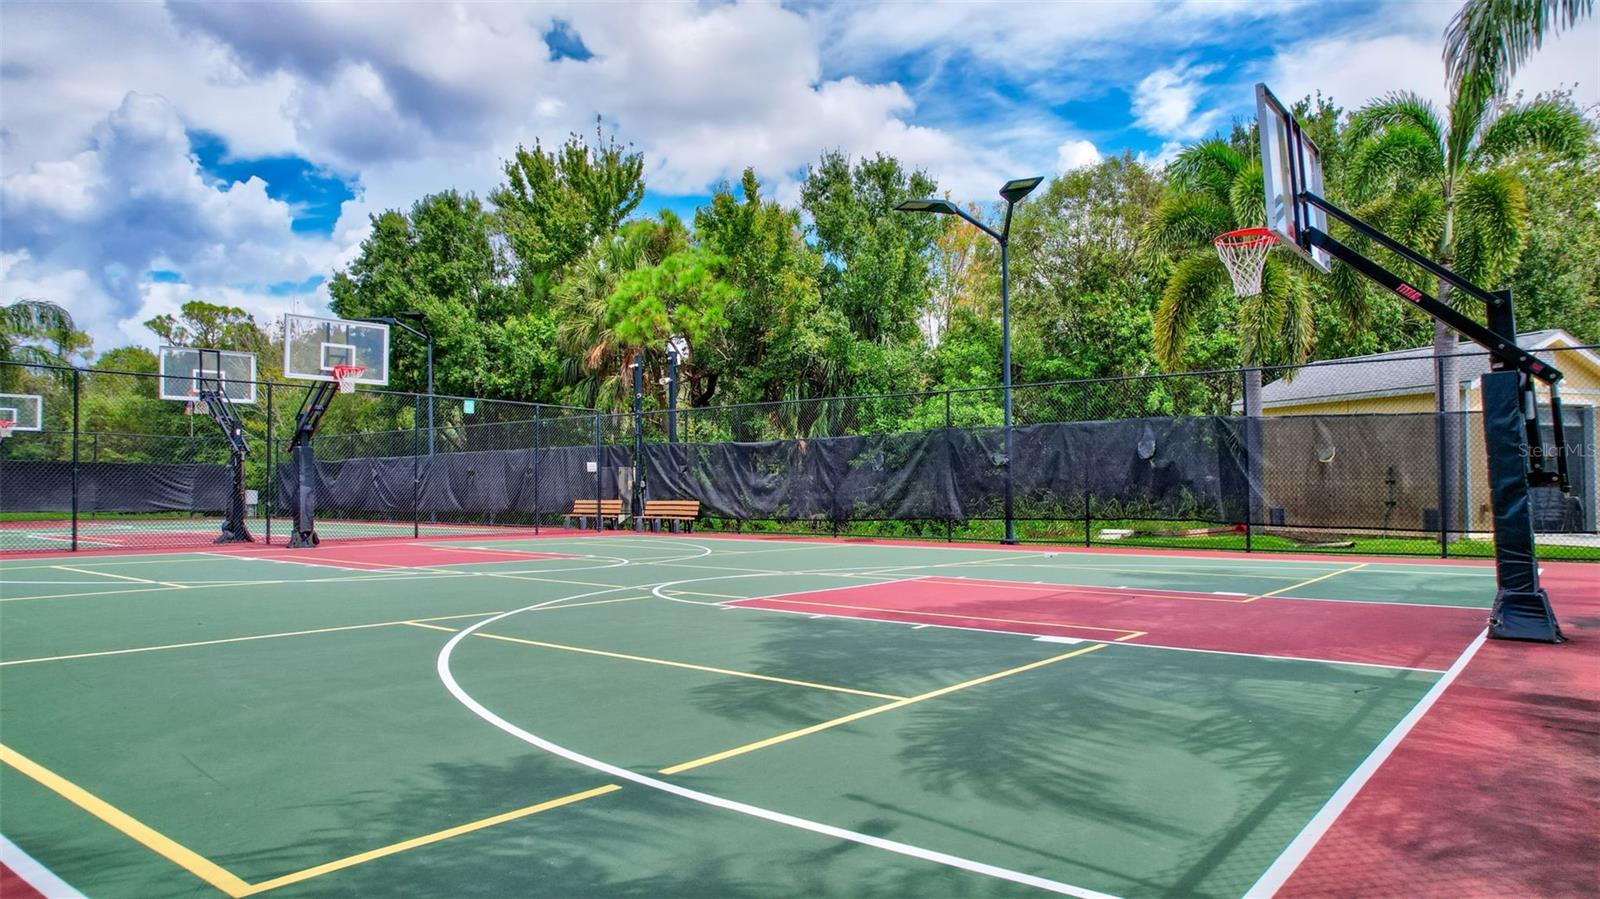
0, 419, 13, 441
1214, 227, 1277, 297
331, 364, 365, 394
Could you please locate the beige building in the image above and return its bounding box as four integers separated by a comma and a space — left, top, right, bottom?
1247, 330, 1598, 534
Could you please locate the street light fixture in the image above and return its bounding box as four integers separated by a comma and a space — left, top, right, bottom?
896, 175, 1042, 544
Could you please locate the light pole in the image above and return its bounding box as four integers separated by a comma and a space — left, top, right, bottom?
357, 312, 433, 453
897, 176, 1041, 544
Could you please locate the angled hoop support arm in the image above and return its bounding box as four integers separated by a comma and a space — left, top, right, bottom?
1302, 214, 1560, 385
195, 389, 253, 543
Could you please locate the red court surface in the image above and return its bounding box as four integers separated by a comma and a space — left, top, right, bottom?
0, 864, 47, 899
204, 542, 577, 570
1281, 565, 1600, 898
733, 575, 1491, 670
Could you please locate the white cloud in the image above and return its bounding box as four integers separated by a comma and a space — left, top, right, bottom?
1055, 139, 1102, 172
1137, 141, 1185, 169
1266, 4, 1599, 113
1133, 62, 1223, 139
1, 92, 337, 352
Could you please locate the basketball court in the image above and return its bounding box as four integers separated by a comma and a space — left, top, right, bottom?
1, 532, 1593, 898
1, 84, 1595, 899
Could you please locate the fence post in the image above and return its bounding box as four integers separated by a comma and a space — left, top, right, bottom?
1082, 385, 1092, 548
413, 394, 421, 539
945, 389, 953, 543
1435, 355, 1450, 558
265, 384, 273, 544
532, 405, 542, 536
633, 359, 644, 531
593, 410, 603, 532
70, 368, 81, 551
1242, 367, 1253, 553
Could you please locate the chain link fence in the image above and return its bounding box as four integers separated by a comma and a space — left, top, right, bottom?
4, 344, 1595, 558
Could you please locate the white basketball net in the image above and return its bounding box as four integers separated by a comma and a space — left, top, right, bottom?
1214, 228, 1277, 297
0, 419, 13, 441
332, 364, 364, 394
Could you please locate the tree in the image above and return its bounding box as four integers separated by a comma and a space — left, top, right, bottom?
1503, 118, 1600, 341
1345, 79, 1592, 413
2, 299, 88, 368
328, 191, 559, 400
1009, 153, 1164, 383
492, 125, 645, 300
801, 151, 943, 345
144, 301, 269, 353
550, 215, 688, 410
605, 247, 736, 405
1445, 0, 1594, 95
924, 203, 997, 345
693, 169, 825, 405
1138, 134, 1322, 411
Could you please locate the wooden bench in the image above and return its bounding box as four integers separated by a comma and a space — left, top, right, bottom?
564, 498, 624, 530
640, 499, 700, 532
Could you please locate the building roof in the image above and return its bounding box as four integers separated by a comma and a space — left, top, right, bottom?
1247, 329, 1598, 409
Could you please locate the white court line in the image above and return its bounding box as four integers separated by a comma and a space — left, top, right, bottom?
1244, 628, 1490, 897
0, 832, 85, 898
1105, 640, 1451, 674
21, 533, 120, 546
435, 586, 1120, 899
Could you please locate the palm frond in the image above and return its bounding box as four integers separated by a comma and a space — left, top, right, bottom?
1348, 93, 1446, 149
1346, 125, 1447, 203
1, 299, 75, 338
1453, 167, 1528, 285
1446, 71, 1498, 172
1153, 251, 1226, 369
1228, 159, 1266, 229
1273, 262, 1316, 366
1137, 193, 1235, 265
1445, 0, 1595, 94
1167, 139, 1245, 204
1237, 259, 1289, 367
1471, 97, 1595, 164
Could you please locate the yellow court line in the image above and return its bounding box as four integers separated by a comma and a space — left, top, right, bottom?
0, 743, 254, 897
405, 622, 907, 701
54, 564, 189, 589
1246, 562, 1371, 602
740, 597, 1144, 638
238, 784, 622, 895
660, 643, 1108, 774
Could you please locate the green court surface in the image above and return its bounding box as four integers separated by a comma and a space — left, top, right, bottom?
0, 535, 1496, 898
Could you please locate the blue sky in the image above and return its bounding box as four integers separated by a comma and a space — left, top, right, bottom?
1, 0, 1593, 354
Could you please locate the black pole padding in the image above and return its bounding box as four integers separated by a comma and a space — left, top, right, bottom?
216, 447, 253, 543
287, 443, 321, 547
1482, 371, 1562, 642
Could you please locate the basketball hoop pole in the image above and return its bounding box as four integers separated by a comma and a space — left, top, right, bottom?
1289, 174, 1569, 642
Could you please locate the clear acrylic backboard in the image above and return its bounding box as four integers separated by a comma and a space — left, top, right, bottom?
1257, 83, 1331, 273
282, 314, 390, 386
159, 346, 258, 403
0, 393, 43, 430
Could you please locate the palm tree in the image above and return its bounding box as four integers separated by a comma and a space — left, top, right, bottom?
1, 299, 82, 368
551, 215, 688, 410
1345, 79, 1592, 414
1139, 138, 1320, 412
1445, 0, 1593, 94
